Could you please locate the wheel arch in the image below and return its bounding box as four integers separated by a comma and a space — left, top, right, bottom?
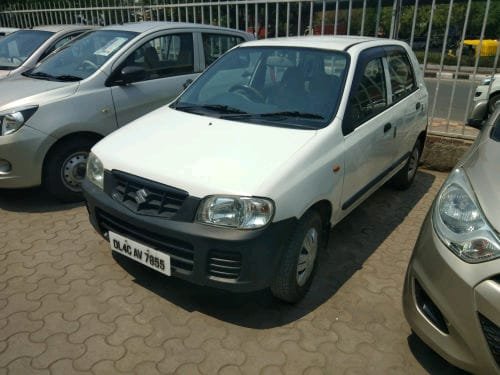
304, 199, 332, 231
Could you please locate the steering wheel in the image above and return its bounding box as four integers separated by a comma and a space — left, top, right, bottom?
229, 84, 265, 103
77, 59, 98, 72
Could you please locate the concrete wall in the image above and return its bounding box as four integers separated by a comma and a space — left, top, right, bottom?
421, 134, 474, 171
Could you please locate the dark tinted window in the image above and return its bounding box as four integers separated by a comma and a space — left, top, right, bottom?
387, 53, 416, 102
202, 33, 244, 66
0, 30, 53, 69
349, 58, 387, 127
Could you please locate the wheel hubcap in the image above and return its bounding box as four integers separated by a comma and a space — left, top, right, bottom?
407, 146, 419, 181
296, 227, 319, 286
61, 152, 88, 192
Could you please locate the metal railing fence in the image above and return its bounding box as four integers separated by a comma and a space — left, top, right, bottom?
1, 0, 499, 139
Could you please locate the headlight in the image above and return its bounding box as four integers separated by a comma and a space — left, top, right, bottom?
433, 168, 500, 263
86, 152, 104, 189
196, 196, 274, 229
0, 106, 38, 136
481, 77, 494, 86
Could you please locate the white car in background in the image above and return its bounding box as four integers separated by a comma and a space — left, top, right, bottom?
469, 74, 500, 126
83, 36, 429, 303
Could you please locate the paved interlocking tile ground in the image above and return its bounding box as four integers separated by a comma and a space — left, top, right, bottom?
0, 170, 468, 374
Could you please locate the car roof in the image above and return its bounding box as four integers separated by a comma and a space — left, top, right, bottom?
32, 24, 90, 33
240, 35, 403, 51
101, 21, 250, 35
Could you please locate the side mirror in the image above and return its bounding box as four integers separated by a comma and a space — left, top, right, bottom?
118, 66, 147, 85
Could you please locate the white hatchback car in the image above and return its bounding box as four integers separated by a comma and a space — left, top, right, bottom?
83, 36, 429, 302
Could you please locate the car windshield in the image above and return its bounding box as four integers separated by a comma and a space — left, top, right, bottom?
173, 46, 348, 129
0, 30, 53, 70
25, 30, 138, 82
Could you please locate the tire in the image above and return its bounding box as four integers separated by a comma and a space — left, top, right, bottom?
390, 139, 422, 191
270, 210, 323, 303
43, 138, 96, 203
488, 93, 500, 115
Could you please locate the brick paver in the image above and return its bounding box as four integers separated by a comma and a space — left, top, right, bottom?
0, 170, 467, 374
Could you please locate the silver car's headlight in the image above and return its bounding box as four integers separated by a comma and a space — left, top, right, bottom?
0, 106, 38, 136
196, 196, 274, 229
86, 152, 104, 189
433, 168, 500, 263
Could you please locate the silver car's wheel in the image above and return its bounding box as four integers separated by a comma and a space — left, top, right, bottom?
44, 137, 96, 202
296, 227, 319, 286
61, 152, 88, 192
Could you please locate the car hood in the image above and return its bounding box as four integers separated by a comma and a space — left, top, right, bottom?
93, 107, 317, 198
0, 75, 78, 111
463, 136, 500, 232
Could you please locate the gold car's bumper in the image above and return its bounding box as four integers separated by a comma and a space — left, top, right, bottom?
0, 125, 54, 189
403, 210, 500, 374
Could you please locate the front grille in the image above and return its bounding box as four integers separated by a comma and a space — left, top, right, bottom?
96, 208, 194, 274
479, 313, 500, 366
208, 250, 242, 280
108, 171, 189, 219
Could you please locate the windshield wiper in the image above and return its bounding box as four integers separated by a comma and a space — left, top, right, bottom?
175, 104, 247, 115
54, 74, 82, 82
23, 71, 55, 80
221, 111, 324, 120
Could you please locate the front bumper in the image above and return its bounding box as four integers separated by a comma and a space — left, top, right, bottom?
82, 179, 296, 292
403, 210, 500, 374
0, 125, 54, 188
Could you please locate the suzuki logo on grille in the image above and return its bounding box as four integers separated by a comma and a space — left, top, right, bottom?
134, 189, 149, 205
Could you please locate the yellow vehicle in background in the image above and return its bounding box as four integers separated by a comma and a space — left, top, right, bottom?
462, 39, 499, 57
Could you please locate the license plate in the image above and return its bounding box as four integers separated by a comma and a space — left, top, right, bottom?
109, 231, 171, 276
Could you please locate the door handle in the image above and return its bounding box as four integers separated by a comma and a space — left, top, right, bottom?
416, 102, 421, 110
383, 123, 392, 133
183, 79, 193, 89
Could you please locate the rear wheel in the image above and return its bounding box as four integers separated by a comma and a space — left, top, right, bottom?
390, 139, 422, 190
270, 210, 323, 303
43, 138, 96, 202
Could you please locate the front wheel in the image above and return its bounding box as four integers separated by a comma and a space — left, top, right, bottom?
488, 93, 500, 115
270, 210, 323, 303
390, 139, 422, 190
43, 138, 96, 202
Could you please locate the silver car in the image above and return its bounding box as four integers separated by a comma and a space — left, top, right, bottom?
403, 108, 500, 374
0, 22, 252, 201
0, 25, 89, 79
